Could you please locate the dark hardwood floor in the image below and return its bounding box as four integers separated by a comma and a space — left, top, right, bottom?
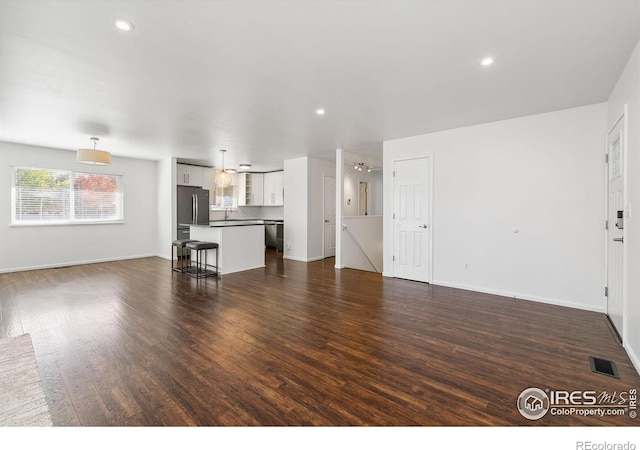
0, 250, 638, 426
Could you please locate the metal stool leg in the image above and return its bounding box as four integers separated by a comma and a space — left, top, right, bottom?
216, 247, 220, 278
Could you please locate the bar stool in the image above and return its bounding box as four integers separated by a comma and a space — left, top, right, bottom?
185, 241, 220, 279
171, 239, 197, 273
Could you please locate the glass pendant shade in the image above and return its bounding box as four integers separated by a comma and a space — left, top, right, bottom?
216, 170, 232, 188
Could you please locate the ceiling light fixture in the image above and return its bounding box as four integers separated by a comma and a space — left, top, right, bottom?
481, 57, 494, 66
215, 149, 232, 188
316, 108, 326, 115
226, 168, 237, 174
239, 163, 252, 170
113, 18, 135, 32
353, 162, 376, 173
77, 137, 111, 166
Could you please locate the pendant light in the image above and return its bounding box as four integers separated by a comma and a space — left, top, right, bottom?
77, 137, 111, 166
215, 149, 232, 188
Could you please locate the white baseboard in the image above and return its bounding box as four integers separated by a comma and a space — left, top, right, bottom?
624, 342, 640, 376
283, 255, 307, 262
0, 254, 158, 274
221, 265, 266, 275
430, 279, 605, 313
283, 255, 326, 263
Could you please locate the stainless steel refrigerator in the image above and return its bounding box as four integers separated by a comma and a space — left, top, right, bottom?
177, 186, 209, 240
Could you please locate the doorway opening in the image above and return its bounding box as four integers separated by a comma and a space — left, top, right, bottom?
359, 181, 368, 216
323, 175, 336, 258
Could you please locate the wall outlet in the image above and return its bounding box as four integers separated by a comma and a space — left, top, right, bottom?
464, 263, 470, 271
286, 243, 291, 250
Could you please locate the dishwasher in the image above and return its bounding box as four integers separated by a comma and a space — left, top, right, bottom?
264, 221, 284, 252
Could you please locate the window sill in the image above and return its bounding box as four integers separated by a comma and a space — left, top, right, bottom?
10, 220, 125, 227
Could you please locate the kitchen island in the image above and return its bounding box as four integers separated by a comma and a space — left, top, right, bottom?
187, 220, 265, 275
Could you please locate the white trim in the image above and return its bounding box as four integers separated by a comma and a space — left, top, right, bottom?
604, 105, 628, 343
322, 174, 336, 259
284, 255, 325, 263
335, 148, 344, 269
431, 279, 606, 313
0, 253, 157, 274
10, 220, 126, 227
624, 342, 640, 376
220, 264, 266, 275
602, 130, 609, 314
622, 104, 629, 345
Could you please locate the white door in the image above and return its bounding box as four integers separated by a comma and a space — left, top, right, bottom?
324, 176, 336, 258
607, 117, 625, 340
393, 157, 431, 282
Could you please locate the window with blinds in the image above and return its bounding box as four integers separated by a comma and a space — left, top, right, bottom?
12, 167, 123, 224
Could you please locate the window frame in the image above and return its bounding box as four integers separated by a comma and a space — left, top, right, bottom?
11, 166, 125, 226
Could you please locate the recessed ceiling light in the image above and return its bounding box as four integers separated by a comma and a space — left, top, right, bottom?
316, 108, 326, 116
113, 18, 135, 32
226, 168, 237, 174
239, 164, 252, 170
481, 57, 494, 66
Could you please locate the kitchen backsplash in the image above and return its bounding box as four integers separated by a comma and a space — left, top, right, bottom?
209, 206, 284, 221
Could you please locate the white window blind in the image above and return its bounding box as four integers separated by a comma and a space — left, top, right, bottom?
12, 167, 123, 225
13, 167, 71, 222
74, 172, 122, 221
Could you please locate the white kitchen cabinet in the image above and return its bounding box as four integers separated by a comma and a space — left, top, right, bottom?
238, 173, 264, 206
202, 167, 215, 202
177, 163, 204, 187
263, 171, 284, 206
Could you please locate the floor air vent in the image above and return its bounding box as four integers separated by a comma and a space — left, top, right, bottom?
589, 356, 619, 379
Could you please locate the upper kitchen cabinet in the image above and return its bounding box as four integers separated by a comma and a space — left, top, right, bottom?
202, 167, 215, 201
263, 171, 284, 206
177, 163, 204, 187
238, 173, 264, 206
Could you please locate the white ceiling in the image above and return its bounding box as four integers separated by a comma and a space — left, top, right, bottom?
1, 1, 639, 171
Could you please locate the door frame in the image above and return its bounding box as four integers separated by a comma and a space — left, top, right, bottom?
604, 106, 628, 343
392, 155, 434, 283
323, 175, 336, 259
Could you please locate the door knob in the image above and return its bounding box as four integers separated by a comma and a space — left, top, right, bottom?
613, 237, 624, 243
418, 224, 429, 228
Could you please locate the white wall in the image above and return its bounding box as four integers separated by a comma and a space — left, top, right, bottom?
283, 157, 309, 261
0, 142, 159, 272
607, 39, 640, 372
283, 156, 335, 262
156, 157, 175, 259
343, 164, 383, 217
383, 104, 607, 312
342, 216, 383, 272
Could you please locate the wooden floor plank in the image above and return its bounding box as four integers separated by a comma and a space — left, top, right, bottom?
0, 250, 638, 426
